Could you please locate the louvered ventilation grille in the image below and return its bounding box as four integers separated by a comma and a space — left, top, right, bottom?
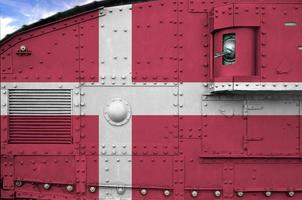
8, 89, 72, 144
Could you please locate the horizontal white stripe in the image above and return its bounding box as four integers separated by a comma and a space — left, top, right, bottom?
202, 99, 299, 116
210, 82, 302, 91
0, 83, 81, 116
179, 83, 208, 115
1, 82, 302, 116
0, 82, 79, 88
82, 86, 178, 115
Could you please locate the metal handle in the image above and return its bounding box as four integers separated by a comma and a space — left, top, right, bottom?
214, 50, 232, 58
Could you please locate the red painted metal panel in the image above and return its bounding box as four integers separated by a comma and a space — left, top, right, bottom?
202, 115, 301, 158
213, 4, 234, 30
132, 116, 179, 156
79, 15, 99, 83
234, 4, 261, 27
247, 116, 300, 157
80, 116, 99, 155
234, 163, 302, 191
189, 0, 235, 13
132, 156, 173, 188
2, 25, 80, 82
260, 4, 302, 82
178, 5, 209, 82
1, 1, 302, 199
86, 156, 99, 186
179, 116, 202, 139
0, 49, 13, 74
202, 116, 247, 157
181, 139, 223, 189
86, 159, 99, 199
0, 12, 99, 83
132, 0, 178, 82
14, 156, 76, 184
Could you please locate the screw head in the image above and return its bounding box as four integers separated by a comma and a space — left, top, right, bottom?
214, 190, 221, 197
20, 45, 27, 52
191, 190, 198, 197
117, 187, 125, 195
265, 191, 272, 197
288, 191, 295, 197
43, 183, 51, 190
140, 189, 147, 196
66, 185, 74, 192
163, 190, 170, 196
15, 181, 23, 187
89, 186, 96, 193
237, 191, 244, 197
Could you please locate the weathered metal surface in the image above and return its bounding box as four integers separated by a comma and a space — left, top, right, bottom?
1, 0, 302, 199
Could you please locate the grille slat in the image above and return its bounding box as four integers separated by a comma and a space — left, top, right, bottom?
8, 89, 72, 144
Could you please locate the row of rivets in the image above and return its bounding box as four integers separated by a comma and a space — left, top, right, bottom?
140, 189, 171, 196
9, 181, 300, 197
190, 190, 296, 198
15, 181, 74, 192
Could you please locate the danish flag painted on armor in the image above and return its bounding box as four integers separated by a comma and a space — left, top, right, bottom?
1, 0, 302, 200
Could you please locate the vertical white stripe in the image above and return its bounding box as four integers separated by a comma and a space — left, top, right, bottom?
99, 4, 132, 86
98, 4, 133, 200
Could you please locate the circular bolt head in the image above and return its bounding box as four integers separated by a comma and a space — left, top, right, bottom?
66, 185, 74, 192
104, 98, 131, 126
288, 191, 295, 197
214, 190, 221, 197
237, 191, 244, 197
191, 190, 198, 197
89, 186, 96, 193
43, 183, 51, 190
163, 190, 170, 196
140, 189, 147, 196
20, 45, 27, 52
265, 191, 272, 197
117, 187, 125, 195
15, 181, 23, 187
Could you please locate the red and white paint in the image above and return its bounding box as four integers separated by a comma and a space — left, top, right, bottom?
1, 0, 302, 199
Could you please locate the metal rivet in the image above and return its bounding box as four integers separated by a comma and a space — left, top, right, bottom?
237, 191, 244, 197
89, 186, 96, 193
140, 189, 147, 196
214, 190, 221, 197
15, 181, 23, 187
117, 187, 125, 195
191, 190, 198, 197
43, 183, 51, 190
20, 45, 27, 52
163, 190, 170, 196
288, 191, 295, 197
66, 185, 74, 192
265, 191, 272, 197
